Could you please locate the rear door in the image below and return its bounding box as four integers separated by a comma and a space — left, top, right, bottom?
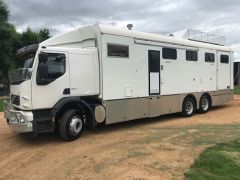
217, 51, 231, 90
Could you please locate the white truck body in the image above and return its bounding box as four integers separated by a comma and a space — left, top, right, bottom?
4, 25, 234, 140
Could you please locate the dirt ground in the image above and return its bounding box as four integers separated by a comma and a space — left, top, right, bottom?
0, 95, 240, 180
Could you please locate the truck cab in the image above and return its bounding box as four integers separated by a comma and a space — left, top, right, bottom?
4, 26, 102, 141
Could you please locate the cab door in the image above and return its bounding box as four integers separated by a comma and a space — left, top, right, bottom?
32, 51, 70, 109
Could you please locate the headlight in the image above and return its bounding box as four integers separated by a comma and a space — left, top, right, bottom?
16, 113, 25, 123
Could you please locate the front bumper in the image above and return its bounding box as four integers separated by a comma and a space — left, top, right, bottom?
3, 100, 33, 133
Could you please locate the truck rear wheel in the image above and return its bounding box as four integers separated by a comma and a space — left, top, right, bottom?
199, 95, 210, 113
59, 109, 84, 141
182, 97, 195, 117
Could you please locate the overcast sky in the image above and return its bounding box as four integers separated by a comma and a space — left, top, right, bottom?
5, 0, 240, 60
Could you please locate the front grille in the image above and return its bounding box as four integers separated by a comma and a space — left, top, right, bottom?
11, 94, 20, 106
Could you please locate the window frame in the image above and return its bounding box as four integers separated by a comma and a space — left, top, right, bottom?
107, 43, 129, 58
186, 50, 198, 61
205, 53, 215, 63
220, 54, 229, 64
37, 52, 66, 85
148, 50, 160, 95
162, 47, 177, 60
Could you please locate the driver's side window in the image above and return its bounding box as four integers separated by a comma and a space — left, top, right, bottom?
37, 52, 66, 85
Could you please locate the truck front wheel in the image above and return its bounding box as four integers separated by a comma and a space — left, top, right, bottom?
59, 109, 84, 141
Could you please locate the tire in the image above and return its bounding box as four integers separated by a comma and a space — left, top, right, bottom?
59, 109, 84, 141
182, 97, 196, 117
199, 95, 210, 114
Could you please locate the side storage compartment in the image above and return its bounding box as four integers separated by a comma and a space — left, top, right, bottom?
104, 98, 149, 125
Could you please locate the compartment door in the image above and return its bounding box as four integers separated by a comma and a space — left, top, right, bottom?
217, 51, 231, 90
148, 50, 160, 117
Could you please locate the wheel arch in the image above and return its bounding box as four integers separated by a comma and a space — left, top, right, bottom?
183, 94, 197, 107
52, 97, 96, 129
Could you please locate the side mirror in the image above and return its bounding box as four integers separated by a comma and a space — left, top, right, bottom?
37, 64, 49, 85
39, 53, 48, 63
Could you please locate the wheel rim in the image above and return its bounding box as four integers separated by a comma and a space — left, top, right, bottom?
185, 101, 194, 115
201, 98, 209, 111
69, 115, 83, 136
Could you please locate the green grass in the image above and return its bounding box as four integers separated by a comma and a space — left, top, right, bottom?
234, 86, 240, 94
0, 99, 3, 112
185, 139, 240, 180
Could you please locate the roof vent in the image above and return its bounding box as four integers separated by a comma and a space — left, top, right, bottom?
127, 24, 133, 30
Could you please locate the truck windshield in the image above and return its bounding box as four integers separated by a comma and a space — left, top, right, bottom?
9, 53, 36, 85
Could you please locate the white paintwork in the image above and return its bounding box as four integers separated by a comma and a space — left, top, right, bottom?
30, 47, 100, 109
40, 26, 96, 47
125, 87, 133, 97
231, 52, 235, 89
98, 25, 232, 52
150, 73, 160, 94
217, 51, 231, 90
10, 24, 233, 110
11, 80, 32, 110
69, 48, 99, 96
31, 48, 71, 109
39, 25, 232, 52
98, 27, 233, 100
101, 34, 149, 100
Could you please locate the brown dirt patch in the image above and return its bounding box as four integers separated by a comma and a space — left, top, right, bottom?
0, 95, 240, 180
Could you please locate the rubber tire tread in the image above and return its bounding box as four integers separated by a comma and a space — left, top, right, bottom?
59, 109, 83, 141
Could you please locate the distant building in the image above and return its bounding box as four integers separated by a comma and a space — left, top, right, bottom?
234, 61, 240, 85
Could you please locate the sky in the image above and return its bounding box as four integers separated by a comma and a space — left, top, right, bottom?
5, 0, 240, 61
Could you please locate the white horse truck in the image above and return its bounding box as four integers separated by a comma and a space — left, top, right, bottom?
4, 25, 234, 141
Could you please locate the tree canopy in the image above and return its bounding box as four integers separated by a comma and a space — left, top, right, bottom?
0, 0, 51, 80
0, 0, 8, 22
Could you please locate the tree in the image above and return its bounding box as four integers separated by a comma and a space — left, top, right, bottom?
39, 28, 50, 42
0, 0, 8, 23
14, 28, 50, 68
0, 0, 16, 79
20, 27, 50, 47
0, 0, 51, 80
